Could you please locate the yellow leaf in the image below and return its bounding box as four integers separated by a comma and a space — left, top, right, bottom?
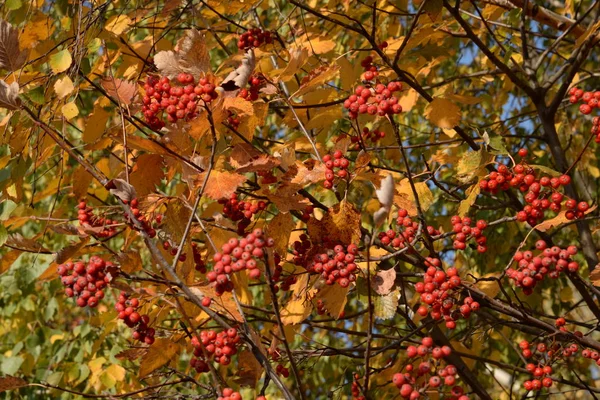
104, 15, 132, 35
138, 338, 180, 378
307, 200, 362, 245
49, 49, 72, 74
281, 271, 316, 325
83, 105, 109, 143
61, 102, 78, 119
277, 46, 309, 82
424, 97, 461, 129
54, 76, 74, 98
458, 184, 480, 217
398, 88, 419, 112
474, 273, 501, 298
535, 205, 597, 232
318, 281, 349, 319
100, 364, 125, 389
265, 212, 295, 257
396, 179, 434, 212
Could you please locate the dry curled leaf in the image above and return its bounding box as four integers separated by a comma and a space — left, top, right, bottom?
372, 267, 396, 295
0, 19, 28, 71
0, 376, 27, 392
0, 80, 20, 110
221, 50, 256, 91
101, 77, 136, 106
154, 29, 211, 78
108, 178, 137, 202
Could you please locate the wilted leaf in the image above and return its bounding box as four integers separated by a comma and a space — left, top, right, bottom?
221, 50, 255, 90
293, 64, 340, 97
318, 280, 350, 319
230, 143, 280, 172
372, 267, 396, 295
115, 348, 148, 361
0, 80, 20, 110
130, 154, 165, 196
424, 97, 461, 129
424, 0, 443, 21
589, 264, 600, 286
104, 15, 131, 35
281, 271, 316, 325
55, 237, 90, 264
0, 376, 27, 392
0, 19, 28, 71
154, 29, 211, 78
189, 285, 243, 322
234, 350, 263, 387
109, 178, 137, 202
530, 164, 561, 177
265, 212, 294, 257
83, 104, 109, 143
278, 46, 309, 82
5, 233, 49, 253
138, 337, 181, 378
357, 282, 398, 320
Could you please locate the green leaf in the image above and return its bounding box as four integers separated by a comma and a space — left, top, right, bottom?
0, 224, 7, 246
1, 356, 23, 375
49, 49, 72, 74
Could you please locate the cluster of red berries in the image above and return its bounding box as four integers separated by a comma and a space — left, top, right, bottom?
316, 298, 326, 315
57, 257, 113, 308
591, 117, 600, 143
567, 86, 600, 115
226, 111, 241, 129
343, 81, 403, 119
415, 258, 479, 329
141, 74, 218, 129
323, 150, 350, 189
115, 291, 155, 345
191, 243, 206, 273
299, 205, 314, 222
523, 363, 554, 391
190, 327, 241, 373
507, 242, 579, 295
351, 373, 365, 400
275, 363, 290, 377
208, 229, 275, 295
122, 198, 162, 238
394, 337, 468, 399
306, 243, 359, 287
219, 193, 267, 235
581, 347, 600, 366
217, 388, 242, 400
352, 127, 385, 145
360, 55, 378, 80
162, 241, 188, 262
519, 338, 581, 391
239, 74, 265, 101
480, 161, 587, 225
237, 28, 273, 50
77, 199, 117, 238
450, 216, 488, 253
380, 209, 439, 250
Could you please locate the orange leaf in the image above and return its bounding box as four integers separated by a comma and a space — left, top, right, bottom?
201, 170, 247, 200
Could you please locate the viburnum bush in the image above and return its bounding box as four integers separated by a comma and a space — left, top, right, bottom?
3, 2, 600, 400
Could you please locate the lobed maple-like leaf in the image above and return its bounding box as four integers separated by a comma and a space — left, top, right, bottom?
154, 29, 211, 79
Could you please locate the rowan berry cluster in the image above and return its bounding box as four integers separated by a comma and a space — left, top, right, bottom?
208, 229, 275, 295
77, 199, 117, 238
506, 242, 579, 295
191, 243, 206, 273
519, 337, 580, 391
352, 127, 385, 146
451, 216, 488, 253
162, 240, 188, 262
123, 198, 162, 238
581, 347, 600, 366
394, 337, 468, 399
238, 28, 273, 50
479, 161, 588, 225
350, 373, 366, 400
190, 328, 241, 373
276, 363, 290, 377
239, 74, 265, 101
219, 193, 267, 235
306, 243, 359, 288
343, 81, 403, 119
115, 291, 155, 345
217, 388, 242, 400
323, 150, 351, 189
226, 111, 241, 129
380, 209, 439, 249
141, 74, 218, 129
316, 298, 326, 315
415, 258, 479, 329
299, 205, 314, 222
57, 256, 112, 308
592, 116, 600, 143
567, 86, 600, 115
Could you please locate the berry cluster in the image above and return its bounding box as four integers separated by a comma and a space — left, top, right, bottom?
581, 347, 600, 366
217, 388, 242, 400
394, 337, 468, 399
506, 242, 579, 295
123, 198, 162, 238
479, 161, 588, 225
592, 116, 600, 143
323, 150, 351, 189
276, 363, 290, 377
226, 111, 241, 129
379, 209, 440, 250
115, 291, 155, 345
239, 74, 265, 101
190, 328, 241, 373
306, 243, 359, 287
343, 82, 403, 119
208, 229, 275, 295
523, 363, 554, 391
352, 127, 385, 145
237, 28, 273, 50
450, 216, 488, 253
567, 87, 600, 115
141, 74, 218, 129
360, 55, 378, 80
191, 242, 206, 273
57, 256, 112, 308
77, 199, 117, 238
414, 258, 479, 329
219, 193, 267, 235
162, 241, 188, 262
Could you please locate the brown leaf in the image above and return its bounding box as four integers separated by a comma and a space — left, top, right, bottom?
117, 250, 143, 273
0, 250, 20, 275
265, 212, 295, 257
100, 77, 136, 106
230, 143, 280, 173
154, 29, 211, 78
0, 20, 28, 71
116, 347, 148, 362
221, 50, 256, 90
307, 200, 361, 245
233, 350, 263, 387
372, 268, 396, 295
0, 80, 20, 110
201, 170, 247, 200
189, 285, 244, 322
55, 237, 90, 264
5, 233, 49, 253
0, 376, 27, 392
138, 337, 181, 378
72, 165, 94, 200
109, 178, 137, 202
130, 154, 165, 196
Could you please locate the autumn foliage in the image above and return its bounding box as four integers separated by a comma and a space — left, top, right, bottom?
3, 1, 600, 399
